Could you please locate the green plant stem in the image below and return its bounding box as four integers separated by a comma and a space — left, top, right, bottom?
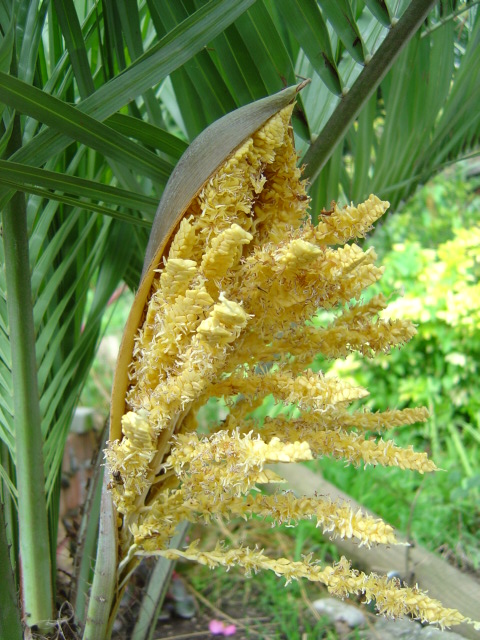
420, 1, 480, 38
82, 470, 117, 640
302, 0, 438, 183
73, 426, 108, 626
2, 114, 54, 631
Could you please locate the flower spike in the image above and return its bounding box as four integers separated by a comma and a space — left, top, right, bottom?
106, 85, 477, 631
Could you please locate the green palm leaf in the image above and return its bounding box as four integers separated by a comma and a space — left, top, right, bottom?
0, 159, 158, 216
318, 0, 368, 63
0, 0, 257, 208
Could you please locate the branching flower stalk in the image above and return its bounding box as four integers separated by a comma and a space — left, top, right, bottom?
105, 86, 478, 631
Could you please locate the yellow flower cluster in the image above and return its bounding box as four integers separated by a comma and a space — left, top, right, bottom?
141, 545, 474, 629
105, 103, 474, 628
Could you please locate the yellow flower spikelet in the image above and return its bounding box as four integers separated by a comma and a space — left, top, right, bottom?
141, 546, 476, 630
105, 104, 474, 629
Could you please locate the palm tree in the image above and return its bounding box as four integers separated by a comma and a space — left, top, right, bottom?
1, 1, 479, 638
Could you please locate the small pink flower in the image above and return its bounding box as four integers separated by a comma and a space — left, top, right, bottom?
208, 619, 237, 636
223, 624, 237, 636
209, 619, 226, 635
